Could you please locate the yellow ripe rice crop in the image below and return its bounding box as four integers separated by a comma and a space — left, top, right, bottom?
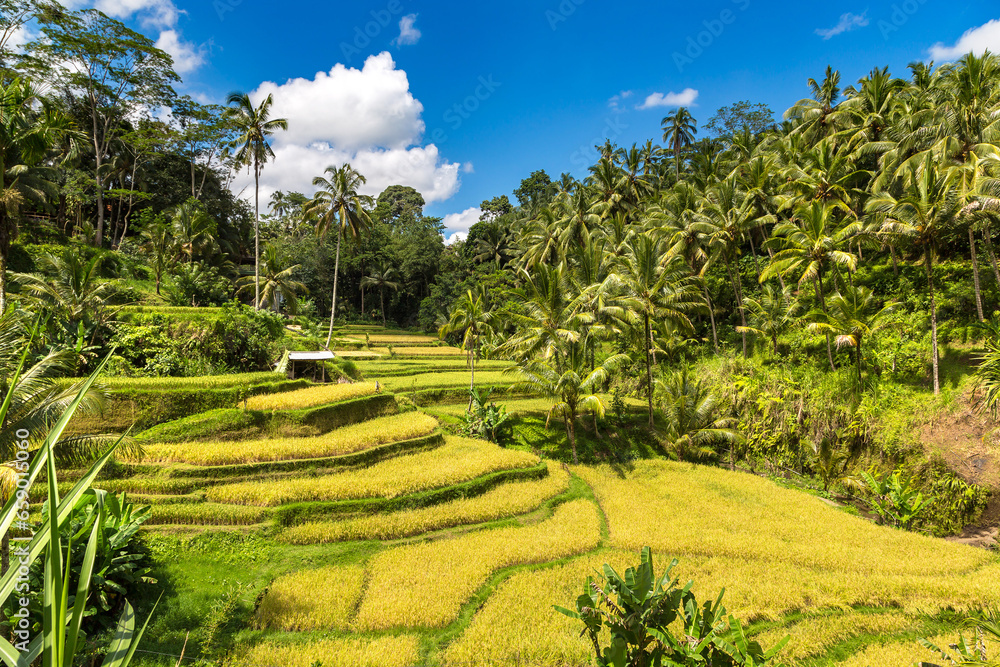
576, 461, 991, 578
442, 550, 634, 667
833, 633, 956, 667
140, 413, 438, 466
372, 346, 465, 356
242, 382, 378, 411
279, 461, 570, 544
352, 334, 437, 343
380, 371, 509, 391
255, 565, 364, 631
753, 612, 916, 663
93, 372, 285, 391
206, 437, 539, 506
353, 498, 600, 630
226, 636, 420, 667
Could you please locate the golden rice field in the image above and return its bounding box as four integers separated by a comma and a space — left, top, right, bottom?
227, 636, 421, 667
380, 371, 509, 391
241, 382, 378, 410
576, 461, 993, 579
139, 413, 439, 465
255, 565, 365, 631
833, 633, 956, 667
279, 461, 570, 544
205, 437, 540, 505
350, 334, 438, 343
371, 346, 465, 356
753, 612, 918, 663
92, 372, 285, 391
353, 499, 601, 630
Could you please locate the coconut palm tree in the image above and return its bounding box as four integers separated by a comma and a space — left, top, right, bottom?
360, 263, 401, 327
867, 153, 960, 394
170, 199, 216, 266
655, 368, 742, 462
611, 234, 703, 428
807, 283, 897, 383
225, 92, 288, 310
439, 285, 498, 408
237, 243, 306, 314
508, 337, 627, 464
141, 219, 174, 296
305, 163, 374, 347
737, 284, 800, 355
784, 65, 842, 141
662, 107, 698, 180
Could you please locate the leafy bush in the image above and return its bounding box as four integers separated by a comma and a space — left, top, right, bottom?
556, 547, 788, 666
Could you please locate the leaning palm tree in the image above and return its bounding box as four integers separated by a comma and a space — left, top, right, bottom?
655, 368, 742, 463
867, 154, 960, 394
507, 338, 627, 464
361, 263, 401, 327
304, 163, 373, 347
662, 107, 697, 180
439, 285, 497, 409
237, 243, 307, 314
226, 91, 288, 310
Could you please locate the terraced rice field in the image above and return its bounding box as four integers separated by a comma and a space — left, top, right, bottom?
243, 382, 378, 410
126, 326, 999, 667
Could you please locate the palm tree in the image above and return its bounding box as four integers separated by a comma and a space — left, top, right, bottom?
762, 201, 860, 370
237, 243, 307, 314
785, 65, 842, 140
305, 164, 373, 347
225, 92, 288, 310
170, 199, 216, 266
867, 154, 960, 394
140, 219, 173, 296
655, 368, 742, 462
361, 263, 401, 327
808, 284, 897, 383
737, 284, 800, 355
611, 234, 703, 428
661, 107, 697, 180
508, 338, 627, 464
439, 285, 497, 408
0, 77, 73, 314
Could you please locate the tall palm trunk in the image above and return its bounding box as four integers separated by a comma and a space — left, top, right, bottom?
0, 252, 6, 315
725, 258, 748, 357
325, 222, 343, 348
379, 288, 386, 327
703, 283, 719, 353
468, 343, 477, 412
890, 244, 900, 277
565, 406, 579, 464
644, 313, 654, 429
971, 226, 985, 322
254, 162, 261, 310
925, 249, 940, 395
982, 220, 1000, 289
815, 274, 836, 372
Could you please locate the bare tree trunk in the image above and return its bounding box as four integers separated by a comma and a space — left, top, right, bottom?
971, 226, 985, 322
92, 114, 105, 247
816, 274, 836, 372
926, 250, 940, 395
254, 164, 261, 310
566, 410, 579, 465
325, 224, 343, 348
467, 345, 477, 412
890, 245, 900, 277
983, 220, 1000, 293
703, 284, 719, 353
0, 251, 6, 315
644, 313, 654, 429
726, 259, 748, 357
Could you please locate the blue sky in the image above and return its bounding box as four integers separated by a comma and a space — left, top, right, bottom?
59, 0, 1000, 240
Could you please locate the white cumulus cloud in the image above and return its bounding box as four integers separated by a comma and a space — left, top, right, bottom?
442, 207, 482, 245
155, 29, 205, 74
816, 12, 869, 40
929, 19, 1000, 61
638, 88, 699, 109
236, 52, 463, 206
93, 0, 180, 28
394, 14, 422, 46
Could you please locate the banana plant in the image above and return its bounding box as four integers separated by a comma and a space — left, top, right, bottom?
0, 350, 157, 667
555, 547, 788, 666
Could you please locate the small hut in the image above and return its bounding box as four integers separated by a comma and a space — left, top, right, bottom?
277, 350, 336, 382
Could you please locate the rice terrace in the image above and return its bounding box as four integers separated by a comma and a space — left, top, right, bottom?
3, 1, 1000, 666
